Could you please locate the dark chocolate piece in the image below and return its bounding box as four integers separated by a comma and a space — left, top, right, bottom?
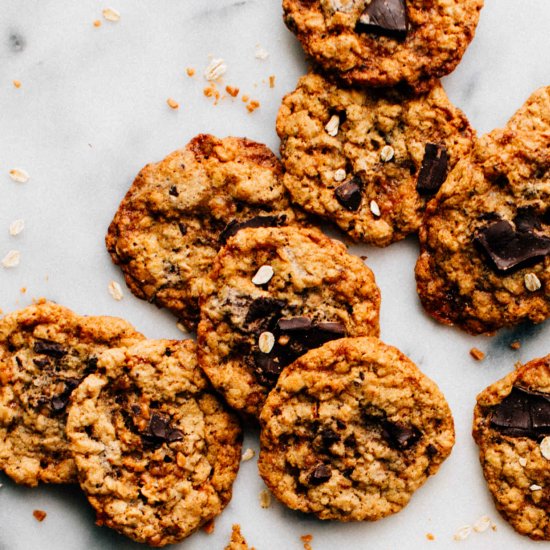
277, 317, 312, 332
474, 220, 550, 272
33, 339, 67, 359
490, 386, 550, 439
253, 352, 283, 386
309, 463, 332, 485
335, 178, 362, 211
381, 420, 421, 450
143, 413, 183, 445
356, 0, 408, 38
168, 185, 179, 197
51, 378, 81, 412
245, 297, 286, 333
416, 143, 448, 195
319, 427, 340, 449
178, 222, 188, 236
219, 214, 287, 244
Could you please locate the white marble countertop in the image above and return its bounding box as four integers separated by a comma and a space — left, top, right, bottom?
0, 1, 549, 549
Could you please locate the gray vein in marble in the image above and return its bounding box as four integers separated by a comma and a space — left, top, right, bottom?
8, 32, 25, 52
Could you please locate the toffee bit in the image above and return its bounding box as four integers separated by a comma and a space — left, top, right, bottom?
33, 510, 47, 522
225, 85, 239, 97
426, 533, 435, 541
186, 67, 195, 77
13, 79, 22, 88
510, 340, 521, 350
301, 534, 313, 550
469, 347, 485, 361
246, 100, 260, 113
166, 97, 179, 110
93, 20, 102, 27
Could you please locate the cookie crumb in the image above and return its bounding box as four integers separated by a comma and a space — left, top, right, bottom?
469, 347, 485, 361
246, 100, 260, 113
102, 8, 120, 22
33, 510, 47, 522
380, 145, 395, 162
13, 79, 22, 88
426, 533, 435, 541
252, 265, 274, 285
202, 518, 215, 534
204, 83, 221, 104
453, 525, 472, 541
509, 340, 521, 350
473, 515, 491, 533
2, 250, 20, 268
370, 200, 381, 217
269, 75, 276, 88
166, 97, 179, 110
241, 94, 250, 103
204, 58, 227, 81
539, 436, 550, 460
93, 19, 102, 27
255, 45, 269, 60
241, 448, 255, 462
325, 115, 340, 137
301, 534, 313, 550
20, 287, 27, 294
259, 489, 271, 508
9, 168, 29, 183
9, 219, 25, 236
225, 524, 253, 550
186, 67, 196, 77
108, 280, 123, 301
524, 272, 541, 292
226, 85, 239, 97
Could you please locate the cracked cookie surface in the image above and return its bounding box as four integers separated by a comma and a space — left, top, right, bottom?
106, 134, 298, 331
473, 355, 550, 540
282, 0, 483, 90
67, 339, 242, 547
0, 300, 143, 486
197, 226, 380, 418
258, 336, 455, 521
277, 72, 475, 246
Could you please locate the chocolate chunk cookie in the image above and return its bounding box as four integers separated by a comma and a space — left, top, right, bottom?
258, 337, 455, 520
506, 86, 550, 133
415, 124, 550, 334
473, 355, 550, 540
277, 73, 475, 246
0, 300, 143, 486
106, 134, 299, 331
197, 226, 380, 417
282, 0, 484, 90
66, 339, 242, 547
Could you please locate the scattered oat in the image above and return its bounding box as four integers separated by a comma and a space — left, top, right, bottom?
334, 169, 346, 182
33, 510, 47, 522
259, 489, 271, 508
269, 75, 276, 88
530, 484, 542, 491
166, 97, 179, 110
453, 525, 472, 541
226, 85, 239, 97
252, 265, 274, 285
241, 448, 255, 462
258, 332, 275, 354
108, 280, 123, 301
473, 515, 492, 533
202, 518, 215, 534
241, 94, 250, 103
93, 19, 102, 27
102, 8, 120, 22
204, 58, 227, 81
519, 457, 528, 467
9, 219, 25, 236
380, 145, 395, 162
325, 114, 340, 137
510, 340, 521, 350
301, 534, 313, 550
246, 100, 260, 113
20, 287, 26, 294
255, 45, 269, 60
186, 67, 196, 77
2, 250, 20, 268
470, 347, 485, 361
370, 200, 381, 217
524, 272, 541, 292
9, 168, 29, 183
539, 436, 550, 460
176, 322, 188, 334
426, 533, 435, 541
13, 79, 22, 88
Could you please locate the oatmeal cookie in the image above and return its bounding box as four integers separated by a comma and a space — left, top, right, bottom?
282, 0, 484, 90
472, 355, 550, 540
106, 134, 298, 331
66, 339, 242, 547
197, 226, 380, 418
0, 300, 143, 486
506, 86, 550, 133
258, 336, 455, 521
277, 72, 475, 246
415, 126, 550, 334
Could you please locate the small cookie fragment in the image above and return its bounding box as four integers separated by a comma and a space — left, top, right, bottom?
67, 339, 242, 547
198, 226, 380, 417
32, 510, 47, 522
470, 348, 485, 361
473, 354, 550, 540
259, 337, 455, 521
225, 524, 254, 550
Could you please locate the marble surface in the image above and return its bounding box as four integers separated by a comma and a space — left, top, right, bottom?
0, 1, 549, 549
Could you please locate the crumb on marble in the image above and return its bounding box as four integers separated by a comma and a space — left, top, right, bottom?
102, 8, 120, 22
202, 518, 215, 534
469, 348, 485, 361
20, 287, 27, 294
269, 75, 276, 88
255, 45, 269, 60
301, 534, 313, 550
93, 19, 102, 28
226, 85, 239, 97
259, 489, 271, 509
186, 67, 196, 77
33, 510, 47, 522
246, 100, 260, 113
426, 533, 435, 541
204, 83, 221, 104
509, 340, 521, 350
241, 95, 250, 103
166, 97, 179, 110
13, 80, 22, 88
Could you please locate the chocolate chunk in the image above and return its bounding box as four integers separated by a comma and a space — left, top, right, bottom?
253, 352, 283, 386
51, 378, 81, 412
277, 317, 312, 332
245, 297, 286, 333
490, 386, 550, 439
416, 143, 449, 195
178, 222, 188, 236
33, 357, 51, 368
33, 339, 67, 358
319, 427, 340, 449
474, 220, 550, 272
168, 185, 179, 197
309, 463, 332, 485
356, 0, 408, 38
381, 420, 421, 450
335, 178, 362, 211
219, 214, 287, 244
142, 413, 183, 445
514, 207, 542, 233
